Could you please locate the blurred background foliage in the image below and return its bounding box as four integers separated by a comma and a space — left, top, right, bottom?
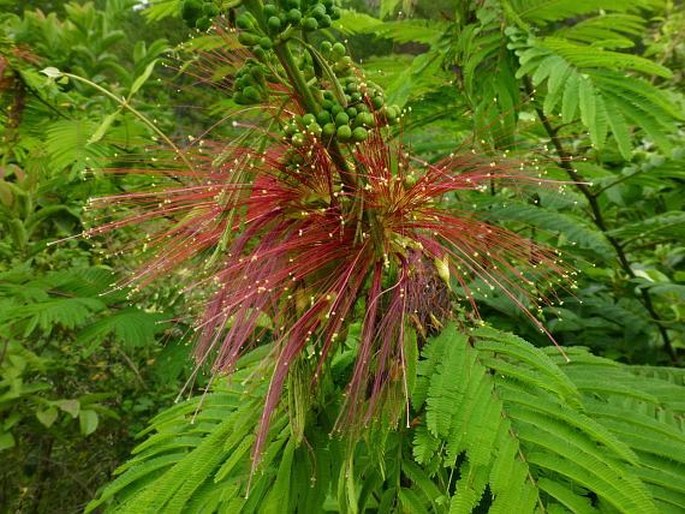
0, 0, 683, 512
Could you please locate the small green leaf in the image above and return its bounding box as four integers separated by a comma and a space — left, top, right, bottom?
578, 76, 596, 137
79, 409, 99, 436
88, 108, 121, 144
129, 59, 158, 99
55, 399, 80, 418
0, 432, 15, 451
561, 72, 579, 123
36, 407, 58, 428
40, 66, 62, 78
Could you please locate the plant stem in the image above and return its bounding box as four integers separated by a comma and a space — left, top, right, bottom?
272, 41, 358, 191
62, 73, 195, 172
524, 78, 676, 362
243, 0, 357, 190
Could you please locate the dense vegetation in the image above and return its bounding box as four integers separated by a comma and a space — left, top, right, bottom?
0, 0, 683, 512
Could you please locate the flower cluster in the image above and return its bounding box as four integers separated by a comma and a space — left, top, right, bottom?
84, 4, 571, 469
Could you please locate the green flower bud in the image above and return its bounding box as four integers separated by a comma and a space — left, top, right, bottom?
253, 47, 267, 61
352, 126, 368, 142
322, 123, 336, 138
316, 110, 331, 124
320, 41, 333, 54
236, 13, 254, 30
181, 0, 203, 23
302, 17, 318, 31
307, 122, 322, 137
356, 112, 375, 127
310, 3, 326, 18
286, 8, 302, 24
346, 107, 357, 118
336, 125, 352, 141
202, 3, 219, 16
302, 113, 316, 126
319, 14, 332, 28
258, 36, 273, 50
263, 4, 279, 17
243, 85, 262, 102
291, 133, 306, 147
335, 112, 350, 126
238, 32, 260, 46
332, 42, 346, 59
267, 16, 282, 32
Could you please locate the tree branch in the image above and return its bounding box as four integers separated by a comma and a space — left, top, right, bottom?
524, 78, 676, 362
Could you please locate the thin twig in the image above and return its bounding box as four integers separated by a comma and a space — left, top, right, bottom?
524, 77, 676, 362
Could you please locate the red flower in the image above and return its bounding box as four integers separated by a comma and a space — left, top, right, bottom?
85, 123, 570, 469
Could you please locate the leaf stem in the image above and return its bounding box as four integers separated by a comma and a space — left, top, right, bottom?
61, 72, 195, 172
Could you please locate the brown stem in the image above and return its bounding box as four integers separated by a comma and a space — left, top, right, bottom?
524, 77, 676, 362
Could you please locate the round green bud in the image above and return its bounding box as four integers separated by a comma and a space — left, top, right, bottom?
350, 92, 362, 102
181, 0, 203, 23
253, 47, 267, 61
319, 14, 331, 28
286, 8, 302, 24
316, 110, 331, 124
243, 85, 262, 102
321, 99, 333, 111
330, 103, 343, 116
267, 16, 282, 32
310, 3, 326, 18
284, 123, 297, 136
250, 66, 264, 82
307, 122, 322, 137
238, 32, 260, 46
263, 4, 279, 17
291, 133, 306, 147
322, 91, 334, 101
302, 113, 316, 126
330, 7, 341, 19
355, 112, 374, 127
235, 75, 248, 89
258, 36, 273, 50
346, 81, 358, 93
236, 13, 254, 30
335, 112, 350, 126
233, 91, 248, 104
322, 0, 333, 7
346, 107, 357, 118
372, 95, 384, 109
287, 0, 301, 8
203, 4, 219, 16
290, 152, 304, 165
336, 125, 352, 141
320, 41, 333, 54
352, 127, 368, 142
332, 42, 346, 59
302, 17, 318, 31
322, 123, 336, 138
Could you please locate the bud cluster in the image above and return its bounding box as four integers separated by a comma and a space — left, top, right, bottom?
181, 0, 219, 31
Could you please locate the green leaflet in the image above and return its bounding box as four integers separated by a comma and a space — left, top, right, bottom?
513, 32, 680, 156
414, 324, 667, 513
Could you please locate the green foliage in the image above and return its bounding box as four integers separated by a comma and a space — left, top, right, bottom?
88, 325, 685, 512
1, 0, 683, 511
